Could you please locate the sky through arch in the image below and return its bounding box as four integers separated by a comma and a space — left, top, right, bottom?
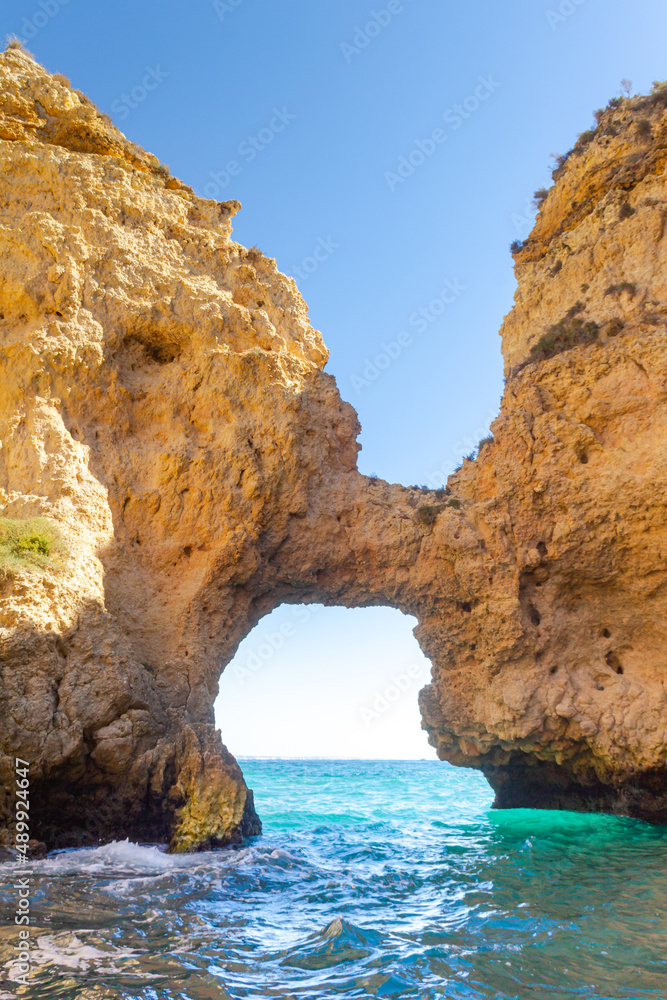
214, 605, 436, 759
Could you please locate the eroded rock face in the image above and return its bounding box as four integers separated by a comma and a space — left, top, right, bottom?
1, 49, 666, 849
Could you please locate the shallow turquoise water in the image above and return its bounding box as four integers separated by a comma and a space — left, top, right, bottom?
1, 759, 667, 998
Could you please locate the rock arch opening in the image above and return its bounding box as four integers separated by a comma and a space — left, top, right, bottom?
214, 604, 436, 761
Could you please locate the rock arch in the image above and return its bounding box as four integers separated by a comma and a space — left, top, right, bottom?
1, 50, 667, 852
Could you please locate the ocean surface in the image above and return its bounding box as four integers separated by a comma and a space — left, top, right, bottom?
1, 758, 667, 999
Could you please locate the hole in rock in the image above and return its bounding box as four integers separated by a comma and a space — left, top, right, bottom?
605, 650, 623, 674
601, 628, 611, 638
121, 333, 182, 366
528, 604, 541, 626
214, 605, 436, 760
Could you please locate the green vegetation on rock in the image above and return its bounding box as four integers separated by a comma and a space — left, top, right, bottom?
0, 517, 65, 577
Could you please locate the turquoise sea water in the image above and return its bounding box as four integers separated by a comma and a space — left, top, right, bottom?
1, 759, 667, 998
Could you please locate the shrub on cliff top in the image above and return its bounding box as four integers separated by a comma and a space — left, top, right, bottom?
573, 128, 597, 152
550, 151, 572, 180
3, 36, 36, 58
0, 517, 65, 578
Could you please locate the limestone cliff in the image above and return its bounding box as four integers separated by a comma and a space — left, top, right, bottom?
1, 47, 666, 851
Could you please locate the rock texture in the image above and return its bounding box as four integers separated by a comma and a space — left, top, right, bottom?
1, 49, 667, 849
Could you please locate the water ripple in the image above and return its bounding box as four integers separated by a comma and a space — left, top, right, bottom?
1, 760, 666, 998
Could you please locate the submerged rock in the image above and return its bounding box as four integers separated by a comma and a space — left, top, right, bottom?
280, 916, 381, 970
1, 48, 667, 848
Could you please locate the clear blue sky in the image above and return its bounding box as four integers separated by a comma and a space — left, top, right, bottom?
7, 0, 666, 756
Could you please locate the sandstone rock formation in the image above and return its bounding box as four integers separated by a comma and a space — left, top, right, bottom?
1, 47, 666, 850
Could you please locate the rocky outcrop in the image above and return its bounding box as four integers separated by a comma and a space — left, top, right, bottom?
1, 47, 667, 850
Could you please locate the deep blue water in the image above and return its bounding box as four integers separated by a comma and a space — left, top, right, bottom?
1, 759, 667, 998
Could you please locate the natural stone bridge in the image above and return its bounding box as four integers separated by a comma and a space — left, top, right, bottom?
1, 49, 667, 852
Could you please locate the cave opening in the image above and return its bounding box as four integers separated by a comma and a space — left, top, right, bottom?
214, 604, 436, 761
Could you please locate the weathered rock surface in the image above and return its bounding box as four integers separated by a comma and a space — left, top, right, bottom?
1, 49, 666, 849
